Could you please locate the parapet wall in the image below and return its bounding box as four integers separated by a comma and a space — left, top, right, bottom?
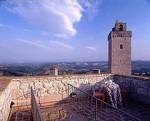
114, 75, 150, 104
0, 82, 14, 121
11, 74, 110, 100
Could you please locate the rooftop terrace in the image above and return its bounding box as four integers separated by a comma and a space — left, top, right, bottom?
0, 74, 150, 121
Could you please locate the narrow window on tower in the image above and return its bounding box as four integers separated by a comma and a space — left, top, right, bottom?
120, 44, 123, 49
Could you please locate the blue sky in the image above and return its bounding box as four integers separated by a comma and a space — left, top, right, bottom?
0, 0, 150, 63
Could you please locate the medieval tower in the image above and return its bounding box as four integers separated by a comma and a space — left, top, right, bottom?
108, 21, 132, 75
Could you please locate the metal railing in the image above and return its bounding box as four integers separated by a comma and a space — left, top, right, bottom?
31, 87, 44, 121
9, 83, 142, 121
8, 88, 44, 121
67, 83, 141, 121
11, 89, 32, 112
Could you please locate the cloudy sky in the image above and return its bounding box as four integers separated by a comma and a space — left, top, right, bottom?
0, 0, 150, 63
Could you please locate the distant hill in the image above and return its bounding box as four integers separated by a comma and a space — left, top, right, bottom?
0, 61, 150, 77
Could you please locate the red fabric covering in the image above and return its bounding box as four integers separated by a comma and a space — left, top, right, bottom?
121, 89, 128, 103
93, 92, 105, 102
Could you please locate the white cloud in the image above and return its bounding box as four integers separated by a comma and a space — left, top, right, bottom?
17, 38, 49, 49
54, 33, 69, 38
86, 46, 96, 51
0, 24, 4, 27
41, 31, 50, 36
17, 38, 73, 50
5, 0, 83, 37
23, 29, 32, 32
0, 23, 7, 28
50, 41, 73, 49
79, 0, 102, 19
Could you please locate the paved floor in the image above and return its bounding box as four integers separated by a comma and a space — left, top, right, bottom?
121, 102, 150, 121
9, 100, 150, 121
9, 110, 32, 121
41, 103, 86, 121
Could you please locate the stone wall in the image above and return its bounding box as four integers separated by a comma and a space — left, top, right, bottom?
114, 75, 150, 104
0, 82, 15, 121
11, 74, 110, 101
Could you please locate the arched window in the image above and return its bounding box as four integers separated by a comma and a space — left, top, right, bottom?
119, 24, 123, 31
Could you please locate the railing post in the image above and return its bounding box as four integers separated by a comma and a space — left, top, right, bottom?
67, 84, 69, 96
62, 90, 63, 100
95, 98, 97, 121
31, 87, 44, 121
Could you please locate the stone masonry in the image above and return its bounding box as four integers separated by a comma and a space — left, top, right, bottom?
108, 21, 132, 75
0, 82, 14, 121
114, 75, 150, 104
11, 74, 110, 100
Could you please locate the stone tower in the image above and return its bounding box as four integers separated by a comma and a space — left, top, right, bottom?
108, 21, 132, 75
